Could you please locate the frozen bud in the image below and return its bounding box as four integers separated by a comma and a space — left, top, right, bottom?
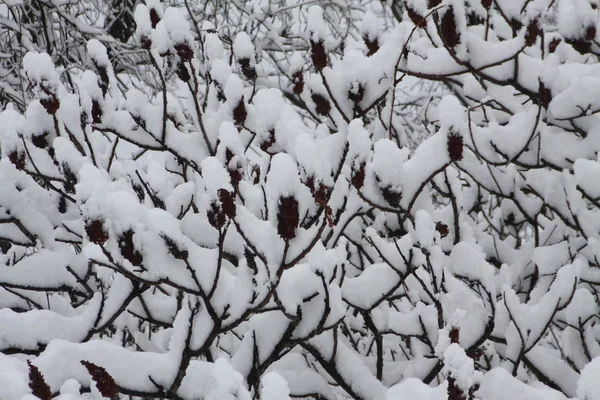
548, 37, 561, 53
177, 62, 191, 82
146, 0, 164, 28
348, 82, 365, 104
466, 346, 485, 361
351, 162, 366, 190
217, 122, 246, 187
150, 7, 161, 28
238, 58, 257, 80
227, 164, 242, 188
539, 81, 551, 109
224, 147, 234, 164
525, 19, 540, 46
510, 19, 523, 32
307, 6, 327, 69
80, 361, 119, 400
436, 222, 449, 238
233, 32, 257, 80
251, 165, 261, 185
118, 229, 143, 266
380, 184, 402, 208
363, 35, 380, 56
40, 95, 60, 116
447, 132, 464, 162
28, 361, 51, 400
216, 84, 226, 102
62, 163, 77, 194
161, 234, 188, 260
311, 92, 331, 116
361, 12, 380, 55
260, 128, 277, 153
91, 100, 103, 124
85, 219, 109, 245
174, 42, 194, 62
447, 378, 465, 400
141, 35, 152, 50
57, 197, 67, 214
586, 25, 597, 41
32, 132, 49, 149
232, 97, 247, 126
407, 6, 427, 28
440, 6, 461, 49
218, 189, 236, 219
292, 70, 304, 94
449, 327, 460, 343
245, 247, 258, 274
303, 175, 316, 193
96, 67, 109, 96
277, 196, 299, 240
567, 40, 592, 55
207, 201, 226, 229
9, 151, 26, 170
87, 40, 111, 97
310, 40, 327, 71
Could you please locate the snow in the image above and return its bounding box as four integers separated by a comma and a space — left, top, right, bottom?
342, 263, 400, 310
0, 294, 101, 352
224, 74, 244, 104
0, 248, 84, 289
443, 343, 481, 392
205, 358, 251, 400
211, 59, 233, 87
134, 4, 152, 37
307, 6, 327, 42
361, 12, 380, 42
309, 336, 387, 400
558, 0, 596, 40
86, 39, 110, 67
579, 357, 600, 400
478, 368, 569, 400
387, 378, 447, 400
0, 353, 29, 400
267, 153, 302, 198
162, 7, 191, 44
22, 52, 60, 88
233, 32, 255, 60
201, 157, 234, 193
5, 2, 600, 400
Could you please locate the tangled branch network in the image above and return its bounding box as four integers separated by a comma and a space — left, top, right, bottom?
1, 0, 600, 399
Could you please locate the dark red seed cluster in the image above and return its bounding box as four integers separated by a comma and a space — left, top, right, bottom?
440, 6, 461, 49
277, 196, 300, 240
85, 219, 109, 245
28, 361, 52, 400
81, 361, 119, 399
448, 133, 464, 162
310, 40, 327, 71
311, 92, 331, 116
119, 229, 143, 266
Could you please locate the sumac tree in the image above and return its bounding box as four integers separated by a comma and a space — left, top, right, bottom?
1, 1, 600, 400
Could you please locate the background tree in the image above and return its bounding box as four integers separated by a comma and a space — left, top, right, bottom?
1, 1, 600, 400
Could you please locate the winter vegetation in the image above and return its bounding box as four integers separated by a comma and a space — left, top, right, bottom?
1, 0, 600, 399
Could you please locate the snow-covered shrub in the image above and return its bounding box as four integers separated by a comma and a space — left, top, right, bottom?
1, 1, 600, 400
